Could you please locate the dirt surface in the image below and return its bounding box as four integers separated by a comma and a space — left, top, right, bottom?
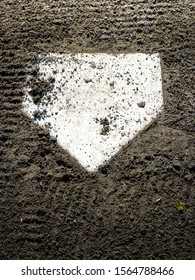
0, 0, 195, 260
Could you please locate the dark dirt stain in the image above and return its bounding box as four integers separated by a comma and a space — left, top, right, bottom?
0, 0, 195, 260
28, 77, 53, 104
100, 117, 110, 135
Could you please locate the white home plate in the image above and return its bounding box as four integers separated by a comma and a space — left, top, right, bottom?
23, 53, 163, 171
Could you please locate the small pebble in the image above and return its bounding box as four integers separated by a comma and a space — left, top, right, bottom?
137, 101, 146, 108
84, 78, 92, 83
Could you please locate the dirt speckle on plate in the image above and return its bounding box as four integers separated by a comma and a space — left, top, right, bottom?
100, 117, 110, 135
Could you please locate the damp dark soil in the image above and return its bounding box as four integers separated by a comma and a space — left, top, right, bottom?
0, 0, 195, 260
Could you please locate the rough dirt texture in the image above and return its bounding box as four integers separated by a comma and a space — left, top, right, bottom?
0, 0, 195, 260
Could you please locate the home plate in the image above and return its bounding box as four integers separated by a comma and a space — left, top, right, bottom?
23, 53, 163, 171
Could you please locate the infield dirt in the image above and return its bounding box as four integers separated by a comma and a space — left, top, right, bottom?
0, 0, 195, 259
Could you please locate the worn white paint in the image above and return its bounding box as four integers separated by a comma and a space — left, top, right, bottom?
23, 53, 163, 171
